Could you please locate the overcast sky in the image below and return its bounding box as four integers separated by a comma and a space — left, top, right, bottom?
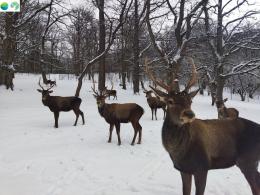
65, 0, 260, 20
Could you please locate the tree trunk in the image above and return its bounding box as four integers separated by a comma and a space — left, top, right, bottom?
74, 12, 81, 76
42, 71, 48, 84
3, 13, 16, 65
215, 0, 224, 101
132, 0, 140, 94
98, 0, 106, 91
121, 25, 126, 90
216, 75, 225, 101
2, 13, 17, 90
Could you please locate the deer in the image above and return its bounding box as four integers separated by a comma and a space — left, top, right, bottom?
144, 57, 260, 195
37, 78, 84, 128
103, 82, 117, 100
143, 90, 166, 120
92, 87, 144, 145
215, 98, 239, 119
41, 71, 56, 87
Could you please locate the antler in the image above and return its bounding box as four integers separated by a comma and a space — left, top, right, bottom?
184, 58, 198, 92
144, 57, 170, 92
141, 81, 148, 92
38, 78, 45, 90
91, 76, 99, 96
46, 83, 55, 91
91, 86, 99, 96
39, 77, 54, 91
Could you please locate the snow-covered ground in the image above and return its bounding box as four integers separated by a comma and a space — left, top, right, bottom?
0, 74, 260, 195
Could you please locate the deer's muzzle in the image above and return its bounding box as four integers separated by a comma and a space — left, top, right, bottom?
180, 109, 195, 124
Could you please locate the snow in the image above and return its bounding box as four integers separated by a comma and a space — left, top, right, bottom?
0, 64, 16, 71
0, 73, 260, 195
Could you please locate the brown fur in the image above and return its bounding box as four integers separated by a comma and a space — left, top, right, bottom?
216, 98, 239, 119
37, 89, 85, 128
144, 90, 166, 120
94, 94, 144, 145
104, 86, 117, 100
160, 91, 260, 195
145, 57, 258, 194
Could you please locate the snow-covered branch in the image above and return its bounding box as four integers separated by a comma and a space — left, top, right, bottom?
221, 59, 260, 78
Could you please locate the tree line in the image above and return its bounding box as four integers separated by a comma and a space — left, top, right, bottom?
0, 0, 260, 102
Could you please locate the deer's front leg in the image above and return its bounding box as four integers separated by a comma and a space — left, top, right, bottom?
54, 111, 59, 128
115, 123, 121, 145
181, 172, 192, 195
194, 171, 208, 195
108, 124, 114, 143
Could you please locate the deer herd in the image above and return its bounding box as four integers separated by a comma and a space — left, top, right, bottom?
36, 57, 260, 195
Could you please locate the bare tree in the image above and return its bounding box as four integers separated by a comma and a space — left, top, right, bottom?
0, 0, 53, 89
68, 7, 97, 76
95, 0, 106, 91
39, 0, 69, 80
74, 0, 133, 97
204, 0, 260, 101
145, 0, 208, 91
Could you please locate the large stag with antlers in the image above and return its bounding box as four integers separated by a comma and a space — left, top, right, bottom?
92, 86, 144, 145
145, 58, 260, 195
37, 79, 85, 128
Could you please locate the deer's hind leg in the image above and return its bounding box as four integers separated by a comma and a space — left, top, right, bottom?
130, 121, 138, 145
79, 110, 85, 125
237, 160, 260, 195
73, 108, 80, 126
136, 121, 142, 144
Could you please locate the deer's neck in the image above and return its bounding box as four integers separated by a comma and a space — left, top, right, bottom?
98, 103, 108, 117
162, 111, 192, 162
42, 96, 51, 106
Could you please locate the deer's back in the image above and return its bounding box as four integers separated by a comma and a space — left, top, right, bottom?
147, 97, 166, 108
48, 96, 81, 112
104, 103, 144, 123
163, 117, 260, 173
227, 108, 239, 118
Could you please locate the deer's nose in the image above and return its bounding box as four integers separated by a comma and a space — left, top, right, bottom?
183, 110, 195, 119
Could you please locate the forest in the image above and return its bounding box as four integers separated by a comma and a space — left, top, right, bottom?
1, 0, 260, 195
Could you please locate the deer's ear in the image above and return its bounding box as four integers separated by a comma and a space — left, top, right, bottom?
37, 89, 42, 93
189, 89, 200, 98
49, 90, 53, 93
223, 98, 228, 102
